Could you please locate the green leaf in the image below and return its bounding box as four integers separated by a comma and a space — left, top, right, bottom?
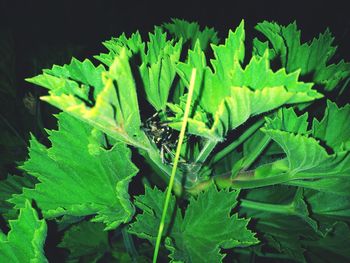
303, 222, 350, 262
0, 200, 47, 263
287, 178, 350, 196
228, 103, 349, 189
10, 113, 138, 230
0, 174, 36, 220
312, 101, 350, 151
240, 185, 324, 262
175, 21, 321, 140
304, 190, 350, 219
255, 21, 350, 91
58, 221, 109, 263
241, 187, 320, 233
95, 32, 144, 66
262, 104, 350, 177
264, 107, 309, 135
128, 186, 180, 244
139, 27, 182, 110
163, 18, 219, 50
27, 48, 149, 149
43, 58, 106, 96
129, 185, 258, 262
252, 38, 276, 59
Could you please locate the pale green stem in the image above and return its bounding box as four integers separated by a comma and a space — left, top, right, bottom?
153, 69, 197, 263
241, 135, 271, 170
195, 139, 218, 164
211, 118, 265, 165
240, 199, 294, 215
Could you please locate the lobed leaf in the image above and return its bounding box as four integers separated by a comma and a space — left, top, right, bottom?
129, 185, 258, 262
58, 221, 109, 263
312, 101, 350, 152
175, 20, 322, 140
0, 200, 47, 263
163, 18, 219, 50
10, 113, 138, 230
227, 102, 350, 190
139, 27, 182, 110
262, 103, 350, 177
27, 49, 149, 149
95, 32, 144, 66
0, 174, 36, 220
255, 21, 350, 91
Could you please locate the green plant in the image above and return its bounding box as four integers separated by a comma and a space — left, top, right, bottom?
1, 19, 349, 262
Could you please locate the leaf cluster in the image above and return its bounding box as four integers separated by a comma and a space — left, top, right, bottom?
0, 19, 349, 262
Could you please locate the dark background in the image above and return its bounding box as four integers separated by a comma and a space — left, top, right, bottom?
2, 0, 350, 75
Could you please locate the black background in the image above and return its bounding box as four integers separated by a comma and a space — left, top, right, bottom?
1, 0, 349, 69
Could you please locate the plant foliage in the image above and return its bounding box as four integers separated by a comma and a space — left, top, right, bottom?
1, 19, 349, 262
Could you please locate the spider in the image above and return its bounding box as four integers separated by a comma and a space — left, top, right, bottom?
142, 110, 179, 163
142, 110, 199, 175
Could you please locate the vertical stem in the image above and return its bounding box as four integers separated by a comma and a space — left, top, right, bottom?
121, 227, 139, 261
153, 69, 196, 263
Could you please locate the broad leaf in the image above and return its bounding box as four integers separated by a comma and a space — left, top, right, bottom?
255, 21, 350, 91
163, 18, 219, 50
139, 27, 182, 111
27, 49, 149, 149
287, 178, 350, 196
228, 103, 350, 189
0, 200, 47, 263
10, 113, 138, 230
304, 190, 350, 220
95, 32, 144, 66
129, 185, 258, 262
43, 58, 106, 96
262, 104, 350, 177
312, 100, 350, 151
58, 221, 109, 263
175, 20, 322, 140
128, 186, 180, 244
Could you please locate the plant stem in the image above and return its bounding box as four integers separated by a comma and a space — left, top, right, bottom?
140, 148, 183, 196
241, 135, 271, 170
216, 172, 292, 189
240, 199, 294, 215
195, 139, 218, 164
121, 227, 139, 261
211, 118, 265, 165
153, 68, 197, 263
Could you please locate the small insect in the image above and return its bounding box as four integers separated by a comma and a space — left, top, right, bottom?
142, 110, 179, 163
